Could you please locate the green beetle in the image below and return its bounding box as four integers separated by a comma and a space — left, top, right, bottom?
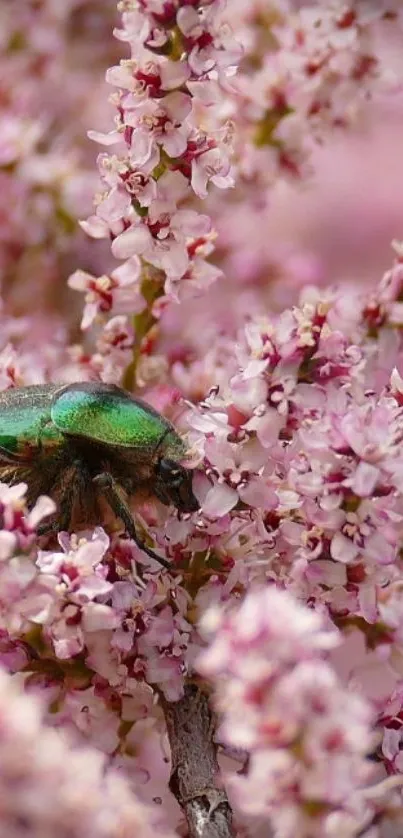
0, 382, 199, 569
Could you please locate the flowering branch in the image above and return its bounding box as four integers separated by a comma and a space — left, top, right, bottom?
4, 5, 403, 836
69, 0, 241, 387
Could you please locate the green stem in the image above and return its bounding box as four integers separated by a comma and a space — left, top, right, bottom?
122, 266, 164, 391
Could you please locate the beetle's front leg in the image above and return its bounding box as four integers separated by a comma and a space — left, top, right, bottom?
93, 471, 171, 570
36, 502, 72, 537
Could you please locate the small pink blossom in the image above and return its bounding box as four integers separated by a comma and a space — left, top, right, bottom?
68, 259, 145, 329
191, 145, 234, 198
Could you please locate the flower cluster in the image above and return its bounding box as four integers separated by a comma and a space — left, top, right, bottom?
3, 2, 403, 837
202, 0, 403, 311
177, 246, 403, 638
6, 247, 403, 833
0, 664, 173, 838
69, 0, 242, 353
228, 2, 402, 183
198, 587, 376, 837
0, 489, 193, 704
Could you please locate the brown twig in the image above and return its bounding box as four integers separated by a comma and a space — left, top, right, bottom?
162, 684, 234, 838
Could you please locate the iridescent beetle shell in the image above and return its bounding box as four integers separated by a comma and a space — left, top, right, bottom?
0, 382, 199, 568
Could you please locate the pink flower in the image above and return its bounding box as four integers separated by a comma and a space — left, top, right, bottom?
191, 144, 234, 198
5, 2, 403, 834
0, 665, 175, 838
68, 259, 146, 329
112, 207, 211, 280
198, 587, 374, 835
177, 5, 242, 77
126, 91, 193, 158
80, 0, 241, 321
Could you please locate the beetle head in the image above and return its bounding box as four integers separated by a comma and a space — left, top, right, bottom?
154, 457, 199, 513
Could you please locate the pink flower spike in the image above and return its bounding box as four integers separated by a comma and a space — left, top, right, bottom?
79, 0, 242, 319
198, 588, 374, 833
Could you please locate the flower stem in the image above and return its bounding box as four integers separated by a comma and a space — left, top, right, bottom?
162, 684, 233, 838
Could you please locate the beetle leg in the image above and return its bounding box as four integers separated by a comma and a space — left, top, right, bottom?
93, 471, 171, 570
36, 493, 74, 537
36, 498, 72, 536
36, 519, 61, 537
